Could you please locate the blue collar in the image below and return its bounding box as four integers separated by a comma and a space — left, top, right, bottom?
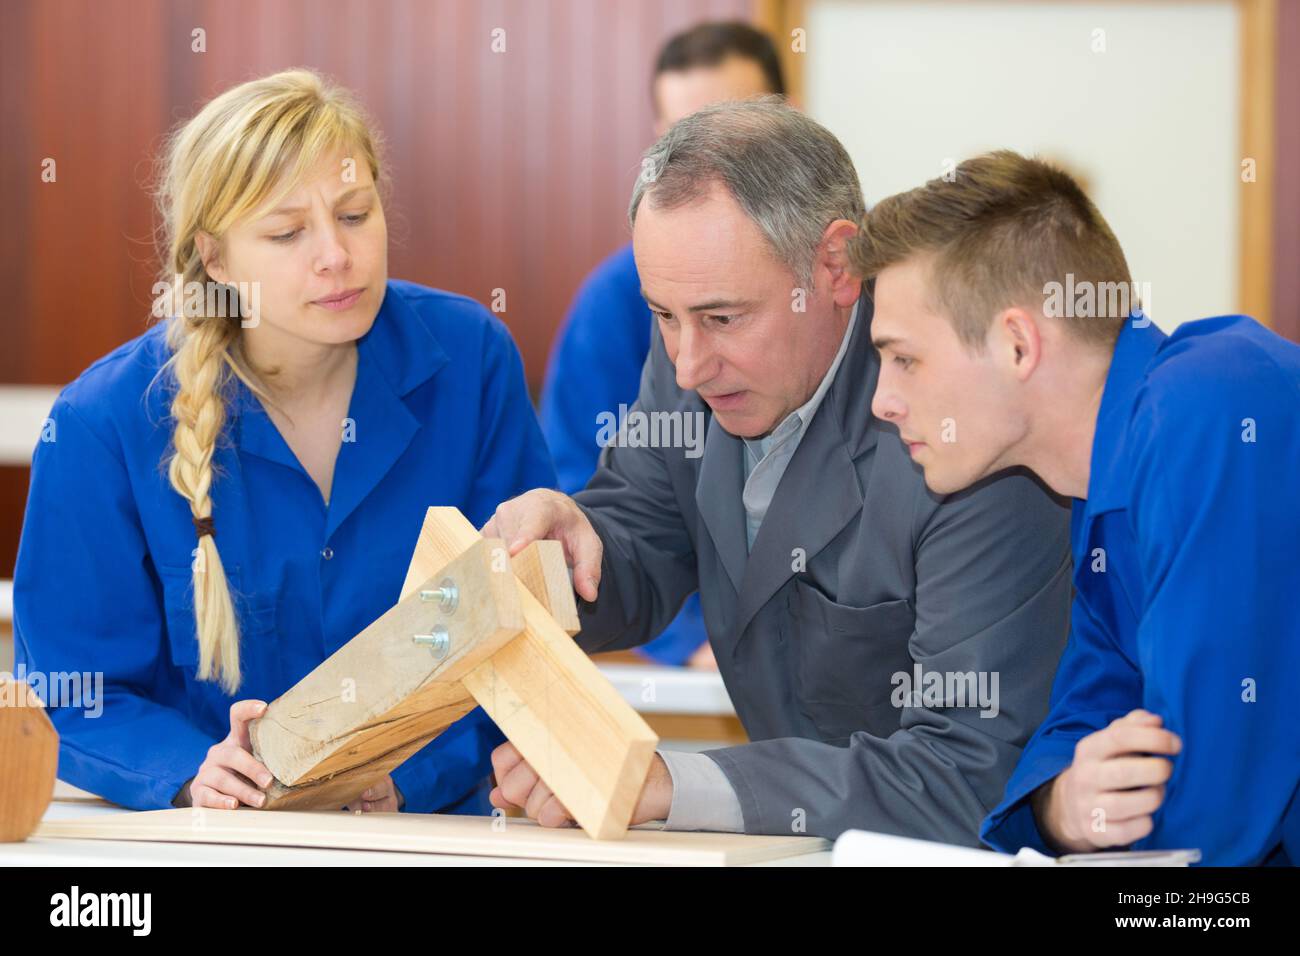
354, 282, 450, 397
1083, 317, 1168, 515
230, 281, 447, 535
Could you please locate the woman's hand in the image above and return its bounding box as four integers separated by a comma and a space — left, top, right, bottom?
343, 776, 404, 812
187, 700, 276, 809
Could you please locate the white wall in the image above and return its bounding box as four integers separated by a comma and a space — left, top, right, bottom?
806, 0, 1240, 331
0, 386, 60, 466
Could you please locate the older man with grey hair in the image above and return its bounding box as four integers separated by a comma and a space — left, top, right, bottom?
484, 99, 1071, 845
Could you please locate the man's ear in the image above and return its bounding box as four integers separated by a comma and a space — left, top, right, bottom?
818, 218, 861, 307
997, 306, 1043, 381
193, 232, 228, 285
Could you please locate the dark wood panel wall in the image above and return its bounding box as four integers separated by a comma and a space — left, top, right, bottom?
0, 0, 753, 576
1, 0, 754, 388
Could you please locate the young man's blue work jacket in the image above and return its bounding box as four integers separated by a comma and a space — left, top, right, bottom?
983, 314, 1300, 865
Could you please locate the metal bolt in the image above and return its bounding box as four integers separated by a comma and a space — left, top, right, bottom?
413, 625, 451, 660
419, 577, 459, 614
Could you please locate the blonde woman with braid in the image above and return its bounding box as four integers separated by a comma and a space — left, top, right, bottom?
13, 70, 555, 813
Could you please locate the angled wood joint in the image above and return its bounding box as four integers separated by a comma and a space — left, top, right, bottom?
250, 508, 657, 839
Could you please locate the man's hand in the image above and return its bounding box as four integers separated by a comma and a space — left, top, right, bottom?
487, 741, 674, 827
185, 700, 275, 809
1034, 708, 1181, 853
481, 489, 603, 602
343, 775, 404, 813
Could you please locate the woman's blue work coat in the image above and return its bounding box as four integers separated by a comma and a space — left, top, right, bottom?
12, 279, 557, 813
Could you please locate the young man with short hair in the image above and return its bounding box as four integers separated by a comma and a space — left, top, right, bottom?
852, 151, 1300, 865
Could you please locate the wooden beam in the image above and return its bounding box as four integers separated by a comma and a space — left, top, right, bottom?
1238, 0, 1277, 327
37, 808, 827, 866
250, 538, 522, 807
408, 508, 659, 840
754, 0, 806, 108
506, 541, 580, 636
257, 732, 445, 812
642, 713, 748, 745
250, 508, 657, 837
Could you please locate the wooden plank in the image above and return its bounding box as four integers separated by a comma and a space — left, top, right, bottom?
508, 541, 580, 635
276, 539, 587, 813
35, 808, 827, 866
250, 538, 522, 807
378, 539, 583, 739
257, 732, 447, 812
1239, 0, 1277, 327
642, 713, 748, 745
754, 0, 806, 108
51, 780, 113, 805
406, 508, 659, 840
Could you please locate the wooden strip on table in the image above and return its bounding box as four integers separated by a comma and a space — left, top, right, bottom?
35, 808, 827, 867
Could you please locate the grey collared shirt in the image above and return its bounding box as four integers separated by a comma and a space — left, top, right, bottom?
659, 301, 861, 831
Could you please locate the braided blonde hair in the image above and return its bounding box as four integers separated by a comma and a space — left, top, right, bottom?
156, 69, 382, 692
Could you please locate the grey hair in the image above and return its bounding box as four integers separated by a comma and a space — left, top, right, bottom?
628, 96, 865, 288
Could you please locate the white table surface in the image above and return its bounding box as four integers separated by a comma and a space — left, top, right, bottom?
595, 662, 736, 715
0, 385, 60, 466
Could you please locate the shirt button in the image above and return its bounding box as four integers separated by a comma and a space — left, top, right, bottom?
320, 547, 334, 560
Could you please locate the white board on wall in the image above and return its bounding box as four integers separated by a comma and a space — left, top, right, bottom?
806, 0, 1241, 331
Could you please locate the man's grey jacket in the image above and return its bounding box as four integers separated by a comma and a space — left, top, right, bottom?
573, 288, 1072, 845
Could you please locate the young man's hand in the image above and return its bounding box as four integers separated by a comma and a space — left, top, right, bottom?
1033, 708, 1181, 853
